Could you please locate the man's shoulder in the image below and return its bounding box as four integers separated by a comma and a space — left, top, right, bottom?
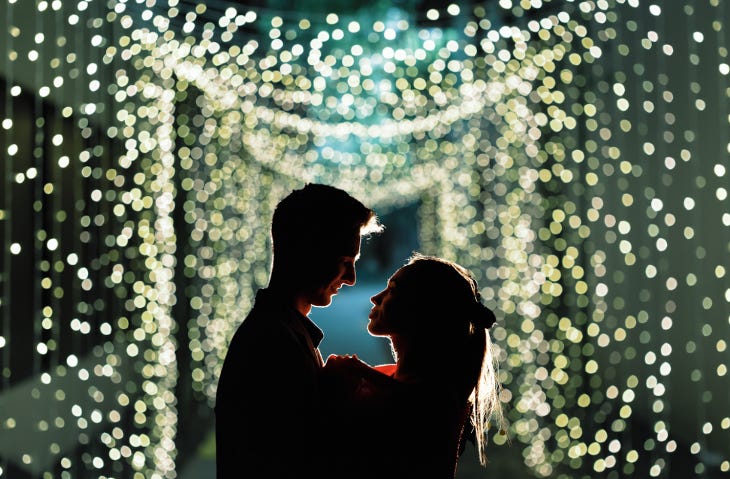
230, 302, 291, 344
241, 289, 292, 323
228, 294, 312, 354
217, 304, 298, 387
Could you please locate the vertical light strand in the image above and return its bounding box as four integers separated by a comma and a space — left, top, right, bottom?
45, 1, 60, 377
46, 2, 59, 372
638, 4, 663, 475
53, 0, 65, 376
658, 5, 672, 476
652, 4, 674, 477
148, 89, 178, 479
599, 6, 631, 475
69, 3, 88, 476
707, 0, 730, 473
32, 0, 44, 382
684, 2, 709, 476
1, 0, 15, 400
633, 4, 663, 476
71, 0, 86, 371
42, 3, 62, 467
714, 0, 730, 470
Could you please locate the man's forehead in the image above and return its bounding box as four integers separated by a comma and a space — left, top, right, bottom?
341, 235, 361, 257
322, 233, 360, 257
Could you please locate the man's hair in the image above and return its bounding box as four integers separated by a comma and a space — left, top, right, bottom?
271, 183, 382, 260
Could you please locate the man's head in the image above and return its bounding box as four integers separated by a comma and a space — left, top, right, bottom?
270, 183, 382, 309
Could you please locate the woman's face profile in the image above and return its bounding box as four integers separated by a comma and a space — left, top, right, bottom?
367, 268, 412, 336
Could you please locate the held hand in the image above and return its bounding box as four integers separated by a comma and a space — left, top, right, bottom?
324, 354, 363, 371
325, 353, 359, 361
322, 354, 370, 394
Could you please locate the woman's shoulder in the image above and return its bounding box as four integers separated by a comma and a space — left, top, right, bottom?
321, 356, 404, 406
372, 363, 397, 376
323, 356, 398, 379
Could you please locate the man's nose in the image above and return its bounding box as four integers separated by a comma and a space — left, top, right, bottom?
342, 263, 356, 286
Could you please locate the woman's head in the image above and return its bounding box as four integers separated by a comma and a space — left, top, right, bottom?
368, 253, 495, 339
368, 253, 503, 464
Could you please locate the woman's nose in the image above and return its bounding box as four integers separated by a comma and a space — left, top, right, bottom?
371, 290, 384, 305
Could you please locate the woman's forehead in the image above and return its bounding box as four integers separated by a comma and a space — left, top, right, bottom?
394, 261, 462, 289
389, 266, 415, 284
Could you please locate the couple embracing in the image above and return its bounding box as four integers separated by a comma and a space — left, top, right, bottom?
215, 184, 504, 478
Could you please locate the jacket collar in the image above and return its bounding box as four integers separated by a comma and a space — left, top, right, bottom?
255, 288, 324, 348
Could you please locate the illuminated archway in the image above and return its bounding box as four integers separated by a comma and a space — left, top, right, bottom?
0, 1, 728, 478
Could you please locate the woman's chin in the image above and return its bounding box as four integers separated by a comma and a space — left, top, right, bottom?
367, 322, 385, 337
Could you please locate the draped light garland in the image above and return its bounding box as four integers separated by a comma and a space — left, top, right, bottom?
0, 0, 728, 478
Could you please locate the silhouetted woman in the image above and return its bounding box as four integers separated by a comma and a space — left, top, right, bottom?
319, 253, 504, 478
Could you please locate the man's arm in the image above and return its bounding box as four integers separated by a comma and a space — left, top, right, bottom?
216, 324, 321, 478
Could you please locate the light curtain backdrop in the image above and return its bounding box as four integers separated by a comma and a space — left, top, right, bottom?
0, 0, 728, 478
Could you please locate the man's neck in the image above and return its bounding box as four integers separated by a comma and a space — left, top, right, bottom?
294, 297, 312, 317
266, 280, 312, 317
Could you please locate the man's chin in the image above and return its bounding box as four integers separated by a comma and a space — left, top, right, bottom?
311, 295, 334, 308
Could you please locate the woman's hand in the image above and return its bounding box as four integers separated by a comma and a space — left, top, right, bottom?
322, 354, 371, 397
324, 354, 367, 374
325, 353, 359, 363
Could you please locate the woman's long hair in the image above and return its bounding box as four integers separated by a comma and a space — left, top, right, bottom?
399, 254, 504, 464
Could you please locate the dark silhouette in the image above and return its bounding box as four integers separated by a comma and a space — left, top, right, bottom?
319, 254, 504, 479
215, 183, 382, 478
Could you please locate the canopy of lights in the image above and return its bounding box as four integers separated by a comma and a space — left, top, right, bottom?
0, 0, 728, 478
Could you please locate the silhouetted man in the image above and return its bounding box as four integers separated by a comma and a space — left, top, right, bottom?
215, 183, 382, 478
